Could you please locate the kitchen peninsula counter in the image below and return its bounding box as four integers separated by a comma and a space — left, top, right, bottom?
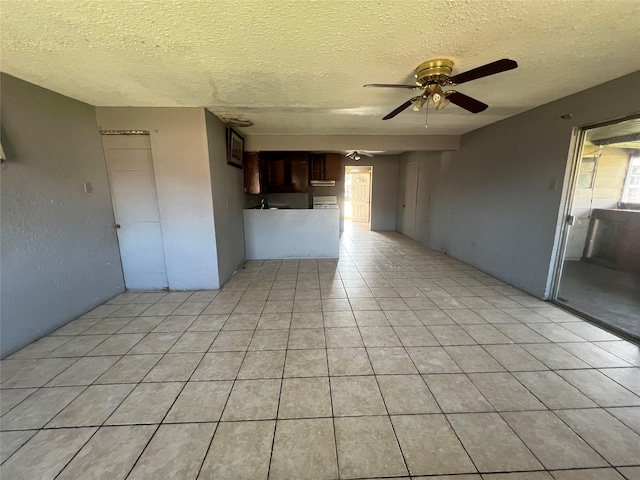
243, 208, 339, 259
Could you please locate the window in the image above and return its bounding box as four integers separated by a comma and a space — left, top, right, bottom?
577, 155, 598, 189
622, 155, 640, 204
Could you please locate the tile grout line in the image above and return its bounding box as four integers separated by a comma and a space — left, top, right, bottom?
190, 261, 271, 479
191, 273, 263, 480
347, 250, 414, 478
401, 328, 484, 476
46, 298, 176, 478
2, 235, 639, 478
51, 292, 220, 478
0, 294, 180, 466
324, 265, 342, 480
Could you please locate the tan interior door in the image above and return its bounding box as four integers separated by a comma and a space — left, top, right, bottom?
351, 173, 371, 223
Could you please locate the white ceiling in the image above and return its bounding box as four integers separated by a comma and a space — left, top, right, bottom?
2, 0, 639, 137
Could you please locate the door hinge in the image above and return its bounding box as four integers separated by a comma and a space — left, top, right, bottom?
566, 215, 575, 226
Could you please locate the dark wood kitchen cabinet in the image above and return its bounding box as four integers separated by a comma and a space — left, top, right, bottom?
266, 152, 309, 193
243, 151, 309, 194
310, 153, 342, 181
325, 153, 342, 180
243, 151, 264, 194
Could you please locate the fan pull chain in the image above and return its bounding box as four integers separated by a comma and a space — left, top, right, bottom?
425, 101, 430, 129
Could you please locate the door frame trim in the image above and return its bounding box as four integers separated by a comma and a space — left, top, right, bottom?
549, 127, 585, 301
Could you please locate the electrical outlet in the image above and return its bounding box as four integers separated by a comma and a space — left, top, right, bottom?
83, 182, 93, 194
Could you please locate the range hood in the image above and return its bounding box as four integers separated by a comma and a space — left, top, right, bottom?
310, 180, 336, 187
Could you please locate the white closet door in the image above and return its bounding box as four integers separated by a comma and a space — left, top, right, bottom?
102, 134, 168, 290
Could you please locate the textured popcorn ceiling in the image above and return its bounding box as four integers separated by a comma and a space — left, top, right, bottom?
2, 0, 639, 136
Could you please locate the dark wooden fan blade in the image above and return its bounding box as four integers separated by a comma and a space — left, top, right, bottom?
382, 98, 416, 120
449, 58, 518, 85
447, 92, 488, 113
364, 83, 420, 89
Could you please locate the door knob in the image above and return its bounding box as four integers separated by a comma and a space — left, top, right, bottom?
115, 224, 121, 229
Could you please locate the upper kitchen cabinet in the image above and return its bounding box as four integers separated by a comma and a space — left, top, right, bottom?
266, 151, 309, 193
310, 153, 342, 182
244, 151, 309, 194
243, 151, 264, 194
326, 153, 342, 180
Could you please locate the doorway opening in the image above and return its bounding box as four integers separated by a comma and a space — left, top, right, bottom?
553, 116, 640, 340
344, 166, 372, 230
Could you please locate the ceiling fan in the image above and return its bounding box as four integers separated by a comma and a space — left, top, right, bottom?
364, 58, 518, 120
346, 151, 374, 161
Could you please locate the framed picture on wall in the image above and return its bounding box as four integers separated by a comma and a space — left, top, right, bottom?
227, 128, 244, 169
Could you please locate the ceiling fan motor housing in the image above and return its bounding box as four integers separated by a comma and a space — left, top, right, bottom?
415, 59, 454, 86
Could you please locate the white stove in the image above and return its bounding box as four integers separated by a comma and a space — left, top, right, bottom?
313, 196, 339, 209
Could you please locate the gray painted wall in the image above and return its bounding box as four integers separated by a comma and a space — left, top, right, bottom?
204, 111, 246, 285
96, 107, 220, 289
1, 74, 125, 357
419, 71, 640, 298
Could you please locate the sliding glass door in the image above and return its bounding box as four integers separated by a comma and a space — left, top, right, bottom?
554, 117, 640, 340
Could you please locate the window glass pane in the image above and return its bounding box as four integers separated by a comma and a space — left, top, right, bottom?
577, 174, 592, 189
576, 156, 597, 189
622, 156, 640, 202
579, 157, 596, 173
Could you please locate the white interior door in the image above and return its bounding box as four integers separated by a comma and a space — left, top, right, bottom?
401, 161, 419, 238
351, 173, 371, 223
102, 134, 168, 290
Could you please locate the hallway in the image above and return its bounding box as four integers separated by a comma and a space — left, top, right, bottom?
1, 225, 639, 479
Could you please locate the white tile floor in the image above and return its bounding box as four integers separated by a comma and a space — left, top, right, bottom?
1, 224, 639, 479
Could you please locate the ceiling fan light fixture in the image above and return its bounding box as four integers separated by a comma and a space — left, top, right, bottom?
347, 150, 374, 160
435, 97, 450, 111
412, 95, 427, 111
